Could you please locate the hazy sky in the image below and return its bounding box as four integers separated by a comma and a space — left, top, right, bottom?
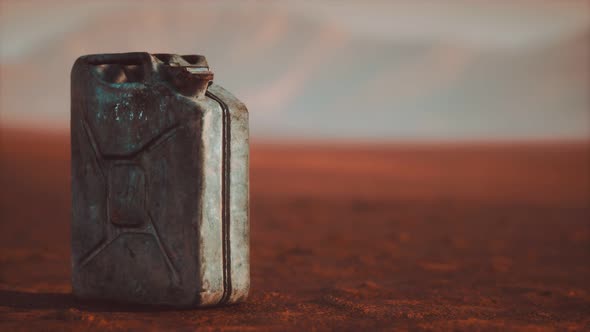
1, 0, 589, 140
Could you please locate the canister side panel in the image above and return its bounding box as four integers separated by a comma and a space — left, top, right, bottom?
195, 97, 225, 306
208, 84, 250, 304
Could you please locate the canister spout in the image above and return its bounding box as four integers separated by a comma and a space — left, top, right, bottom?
154, 54, 213, 99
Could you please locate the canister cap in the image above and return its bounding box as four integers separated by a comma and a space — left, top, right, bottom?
154, 53, 213, 99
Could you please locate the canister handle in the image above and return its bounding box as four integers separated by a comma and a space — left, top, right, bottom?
84, 52, 154, 81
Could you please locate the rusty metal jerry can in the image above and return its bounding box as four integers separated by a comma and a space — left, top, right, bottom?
70, 52, 249, 307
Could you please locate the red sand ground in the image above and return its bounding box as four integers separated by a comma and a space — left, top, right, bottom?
1, 128, 589, 331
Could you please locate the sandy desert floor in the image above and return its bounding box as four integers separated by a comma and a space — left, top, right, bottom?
0, 128, 589, 330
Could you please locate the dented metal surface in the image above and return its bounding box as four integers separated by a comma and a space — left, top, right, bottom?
70, 52, 249, 307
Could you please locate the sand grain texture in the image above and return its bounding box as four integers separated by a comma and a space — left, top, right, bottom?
0, 128, 589, 331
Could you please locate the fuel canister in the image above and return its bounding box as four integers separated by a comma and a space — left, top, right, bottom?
70, 52, 249, 307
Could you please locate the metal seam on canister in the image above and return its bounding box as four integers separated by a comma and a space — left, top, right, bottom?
206, 90, 232, 305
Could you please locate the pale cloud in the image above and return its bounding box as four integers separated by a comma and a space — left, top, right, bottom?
284, 0, 590, 51
241, 24, 348, 115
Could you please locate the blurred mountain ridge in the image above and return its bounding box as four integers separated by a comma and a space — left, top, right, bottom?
1, 1, 588, 140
